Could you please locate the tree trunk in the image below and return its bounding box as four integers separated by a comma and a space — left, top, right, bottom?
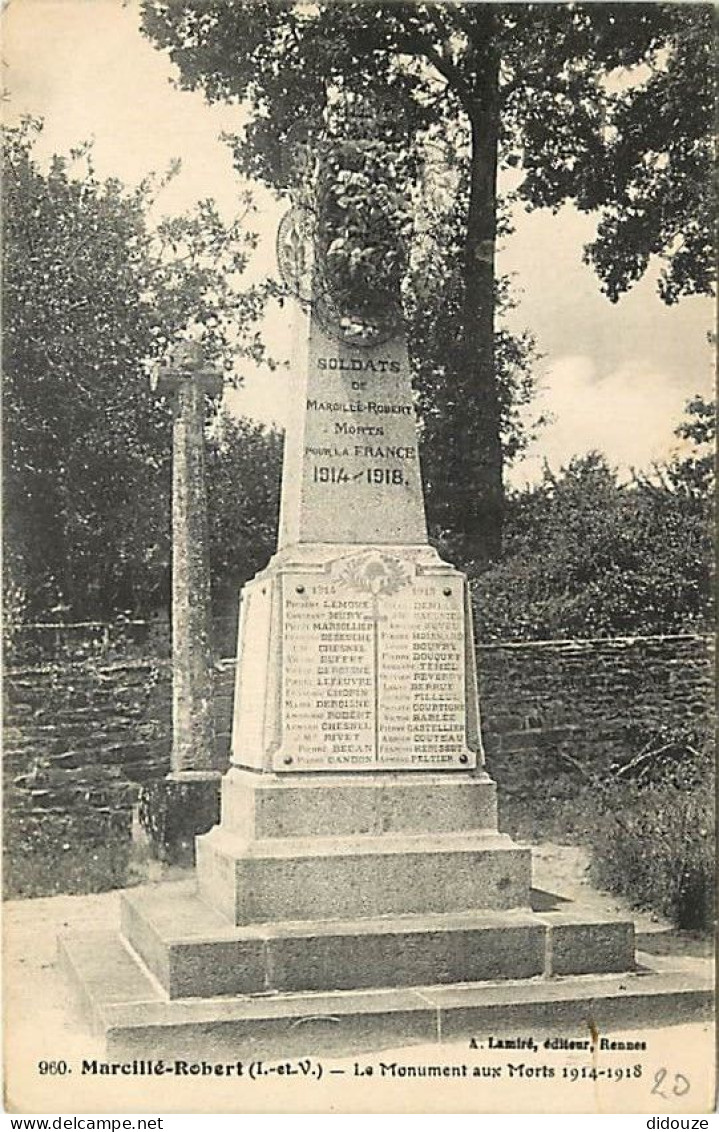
453, 30, 503, 566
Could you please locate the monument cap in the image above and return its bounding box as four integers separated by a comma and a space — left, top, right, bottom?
151, 340, 224, 397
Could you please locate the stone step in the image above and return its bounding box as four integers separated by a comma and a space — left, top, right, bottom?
121, 884, 636, 999
196, 826, 532, 924
218, 768, 498, 839
58, 930, 713, 1062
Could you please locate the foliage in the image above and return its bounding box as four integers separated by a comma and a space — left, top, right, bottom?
590, 784, 714, 930
473, 399, 715, 640
609, 720, 711, 790
141, 1, 714, 563
2, 119, 267, 621
588, 724, 714, 930
514, 5, 716, 305
654, 393, 716, 500
307, 94, 414, 334
206, 411, 283, 595
4, 810, 134, 899
141, 2, 713, 293
137, 779, 220, 865
495, 720, 714, 932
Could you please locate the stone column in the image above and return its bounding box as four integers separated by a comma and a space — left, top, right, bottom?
146, 342, 223, 861
155, 342, 222, 780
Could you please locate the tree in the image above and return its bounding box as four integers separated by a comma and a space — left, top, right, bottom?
407, 195, 542, 563
661, 394, 715, 499
2, 119, 268, 620
515, 5, 715, 305
140, 2, 713, 564
206, 410, 283, 597
474, 399, 715, 640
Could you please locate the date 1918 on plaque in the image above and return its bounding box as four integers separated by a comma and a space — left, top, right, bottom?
313, 465, 406, 485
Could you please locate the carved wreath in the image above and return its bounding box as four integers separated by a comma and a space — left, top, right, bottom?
336, 553, 411, 597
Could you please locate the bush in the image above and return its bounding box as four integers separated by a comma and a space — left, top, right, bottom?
589, 780, 714, 930
4, 810, 134, 899
472, 441, 714, 642
494, 720, 714, 931
587, 725, 715, 930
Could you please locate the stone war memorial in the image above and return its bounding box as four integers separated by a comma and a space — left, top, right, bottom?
59, 138, 711, 1060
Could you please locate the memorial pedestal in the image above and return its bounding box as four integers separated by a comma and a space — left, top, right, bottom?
60, 879, 711, 1059
196, 773, 530, 925
194, 537, 538, 934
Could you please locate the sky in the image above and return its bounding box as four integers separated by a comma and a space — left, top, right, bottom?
4, 0, 714, 487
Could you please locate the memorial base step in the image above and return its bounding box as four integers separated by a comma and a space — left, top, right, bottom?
120, 883, 636, 999
217, 768, 499, 839
58, 928, 713, 1062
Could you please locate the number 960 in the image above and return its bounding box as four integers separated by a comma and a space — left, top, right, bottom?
38, 1060, 69, 1075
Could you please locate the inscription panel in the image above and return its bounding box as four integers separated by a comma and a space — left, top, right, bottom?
282, 577, 375, 768
277, 554, 475, 771
378, 577, 467, 766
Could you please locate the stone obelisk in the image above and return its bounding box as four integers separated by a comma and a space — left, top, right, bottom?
194, 190, 530, 926
229, 260, 481, 774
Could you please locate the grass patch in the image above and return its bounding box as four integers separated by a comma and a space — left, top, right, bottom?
3, 810, 136, 899
497, 772, 597, 846
588, 781, 714, 930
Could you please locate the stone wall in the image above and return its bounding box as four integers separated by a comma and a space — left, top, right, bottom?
4, 636, 713, 833
7, 616, 237, 666
4, 659, 232, 835
477, 635, 714, 796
